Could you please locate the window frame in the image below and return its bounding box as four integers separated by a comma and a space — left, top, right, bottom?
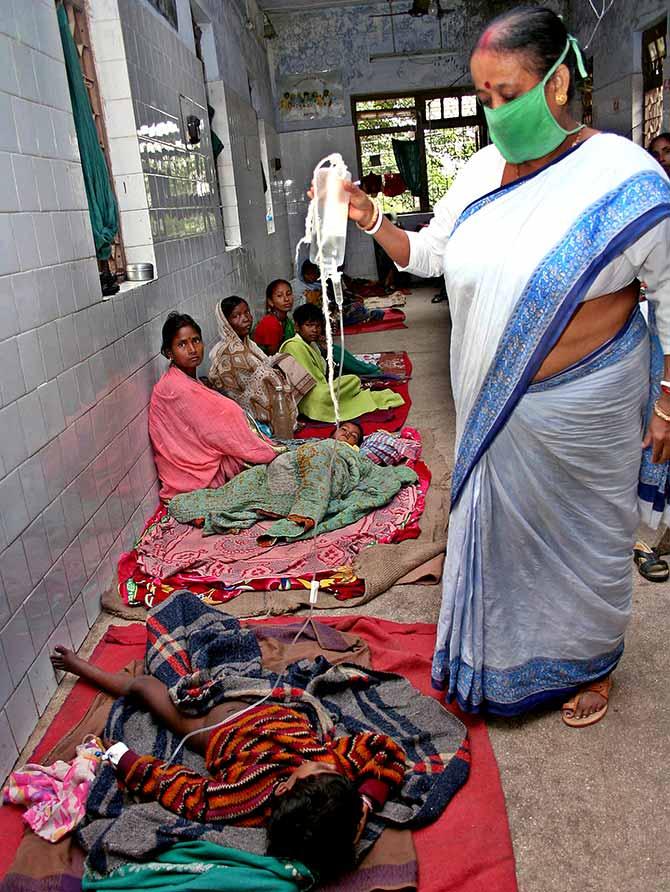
352, 87, 486, 213
642, 18, 668, 148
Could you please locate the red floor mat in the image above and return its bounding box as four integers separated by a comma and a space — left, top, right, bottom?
343, 307, 407, 334
0, 619, 516, 892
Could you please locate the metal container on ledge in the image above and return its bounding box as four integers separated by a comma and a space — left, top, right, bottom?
126, 262, 154, 282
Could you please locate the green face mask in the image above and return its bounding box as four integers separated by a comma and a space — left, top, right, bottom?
483, 36, 588, 165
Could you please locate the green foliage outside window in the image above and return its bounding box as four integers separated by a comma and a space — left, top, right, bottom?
355, 94, 481, 214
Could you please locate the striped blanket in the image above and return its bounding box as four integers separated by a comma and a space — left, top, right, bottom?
77, 592, 470, 875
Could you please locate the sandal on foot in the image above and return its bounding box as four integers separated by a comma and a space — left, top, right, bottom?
633, 540, 669, 582
562, 676, 612, 728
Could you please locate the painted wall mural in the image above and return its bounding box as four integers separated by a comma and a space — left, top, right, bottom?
278, 70, 345, 122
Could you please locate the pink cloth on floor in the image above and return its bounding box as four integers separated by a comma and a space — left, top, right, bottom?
2, 737, 103, 843
149, 365, 277, 500
136, 485, 419, 586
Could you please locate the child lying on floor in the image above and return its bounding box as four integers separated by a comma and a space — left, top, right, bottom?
334, 422, 423, 467
50, 647, 406, 884
332, 420, 364, 448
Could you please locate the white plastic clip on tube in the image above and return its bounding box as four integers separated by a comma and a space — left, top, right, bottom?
309, 579, 319, 605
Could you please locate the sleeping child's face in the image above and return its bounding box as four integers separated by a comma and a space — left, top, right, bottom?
333, 422, 363, 447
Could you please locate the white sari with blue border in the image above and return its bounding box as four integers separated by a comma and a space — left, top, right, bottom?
417, 135, 670, 714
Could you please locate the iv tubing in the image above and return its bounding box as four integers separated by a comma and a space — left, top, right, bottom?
166, 157, 351, 768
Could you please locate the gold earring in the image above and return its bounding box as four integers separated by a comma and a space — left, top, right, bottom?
556, 93, 568, 106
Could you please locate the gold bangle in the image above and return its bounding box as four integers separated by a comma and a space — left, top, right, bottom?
653, 400, 670, 422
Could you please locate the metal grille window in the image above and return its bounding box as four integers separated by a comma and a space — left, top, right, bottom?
353, 90, 484, 214
581, 56, 594, 127
643, 19, 667, 148
59, 0, 126, 281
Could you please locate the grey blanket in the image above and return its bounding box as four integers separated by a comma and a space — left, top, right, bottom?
78, 592, 469, 875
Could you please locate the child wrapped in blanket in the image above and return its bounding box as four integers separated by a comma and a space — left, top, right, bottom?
333, 421, 423, 467
49, 648, 406, 885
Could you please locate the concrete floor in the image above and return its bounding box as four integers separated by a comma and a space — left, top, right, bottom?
21, 288, 670, 891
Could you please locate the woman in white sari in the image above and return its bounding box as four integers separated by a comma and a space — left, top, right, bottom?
337, 6, 670, 724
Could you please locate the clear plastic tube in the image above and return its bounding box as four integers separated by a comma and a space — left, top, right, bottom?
166, 155, 353, 767
309, 163, 351, 304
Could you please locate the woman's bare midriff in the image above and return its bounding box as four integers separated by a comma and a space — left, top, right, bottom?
532, 282, 640, 382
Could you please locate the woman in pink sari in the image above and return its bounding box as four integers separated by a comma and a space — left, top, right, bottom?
149, 313, 278, 500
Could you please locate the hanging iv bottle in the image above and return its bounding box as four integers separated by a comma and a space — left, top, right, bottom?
309, 160, 351, 304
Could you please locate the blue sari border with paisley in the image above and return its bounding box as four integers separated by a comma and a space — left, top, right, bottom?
450, 171, 670, 509
431, 644, 624, 716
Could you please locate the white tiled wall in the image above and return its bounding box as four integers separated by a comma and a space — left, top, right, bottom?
0, 0, 150, 778
0, 0, 293, 780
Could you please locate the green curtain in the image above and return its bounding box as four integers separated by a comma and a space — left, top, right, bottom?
208, 105, 224, 160
57, 5, 119, 261
392, 139, 422, 197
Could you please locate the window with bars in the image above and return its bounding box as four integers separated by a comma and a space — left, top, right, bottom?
59, 0, 126, 281
352, 90, 484, 214
581, 56, 594, 127
643, 19, 667, 148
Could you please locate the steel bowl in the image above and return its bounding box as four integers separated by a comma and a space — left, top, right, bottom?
126, 262, 154, 282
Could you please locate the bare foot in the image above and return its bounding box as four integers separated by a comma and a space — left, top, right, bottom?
50, 645, 83, 675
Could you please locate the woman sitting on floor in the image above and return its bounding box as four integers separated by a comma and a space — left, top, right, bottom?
280, 304, 405, 423
253, 278, 295, 356
207, 296, 304, 436
149, 312, 278, 500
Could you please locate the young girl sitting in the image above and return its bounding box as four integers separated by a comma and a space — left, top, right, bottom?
280, 304, 404, 423
253, 279, 295, 355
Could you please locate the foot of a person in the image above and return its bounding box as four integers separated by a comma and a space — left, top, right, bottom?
50, 645, 83, 675
565, 688, 607, 720
562, 676, 611, 726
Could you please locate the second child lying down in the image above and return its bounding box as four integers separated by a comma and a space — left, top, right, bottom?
50, 646, 406, 885
168, 437, 418, 541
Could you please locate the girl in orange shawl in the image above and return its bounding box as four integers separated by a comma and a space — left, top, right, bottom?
149, 313, 278, 500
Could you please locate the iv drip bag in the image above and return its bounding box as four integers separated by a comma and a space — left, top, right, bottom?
309, 157, 351, 275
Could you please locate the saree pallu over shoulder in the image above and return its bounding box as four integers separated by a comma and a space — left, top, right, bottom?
434, 136, 670, 714
449, 162, 670, 508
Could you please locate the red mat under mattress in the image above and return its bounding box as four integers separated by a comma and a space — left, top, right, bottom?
297, 379, 411, 438
343, 307, 407, 334
0, 619, 516, 892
